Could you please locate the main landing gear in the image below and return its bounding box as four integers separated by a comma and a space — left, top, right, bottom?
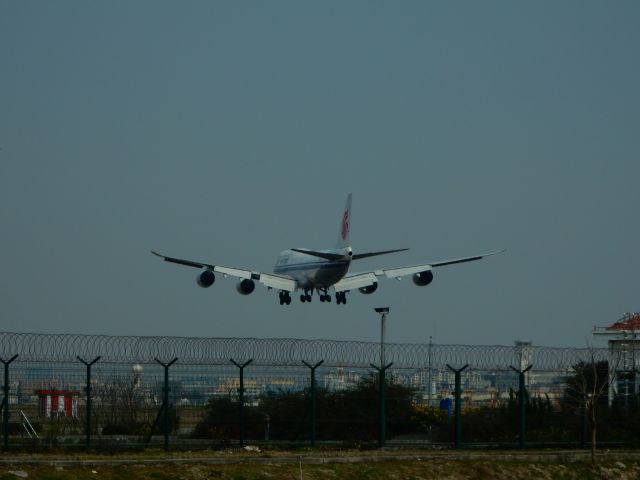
319, 289, 331, 303
279, 291, 292, 305
280, 289, 347, 305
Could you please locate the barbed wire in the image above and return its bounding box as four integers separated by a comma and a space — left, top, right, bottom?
0, 331, 610, 370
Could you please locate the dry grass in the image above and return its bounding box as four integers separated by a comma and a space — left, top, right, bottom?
1, 457, 639, 480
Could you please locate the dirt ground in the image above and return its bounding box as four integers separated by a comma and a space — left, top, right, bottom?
2, 449, 640, 479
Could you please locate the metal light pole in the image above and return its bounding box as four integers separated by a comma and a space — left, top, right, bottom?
375, 308, 389, 368
427, 336, 433, 406
373, 307, 392, 448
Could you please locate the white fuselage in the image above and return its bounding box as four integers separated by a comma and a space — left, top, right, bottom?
273, 247, 352, 290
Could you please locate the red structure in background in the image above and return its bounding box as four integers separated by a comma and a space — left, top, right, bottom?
35, 389, 80, 418
603, 312, 640, 332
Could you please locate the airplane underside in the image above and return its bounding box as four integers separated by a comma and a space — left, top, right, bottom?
278, 264, 351, 305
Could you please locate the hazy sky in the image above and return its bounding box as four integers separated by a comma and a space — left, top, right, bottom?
1, 1, 638, 347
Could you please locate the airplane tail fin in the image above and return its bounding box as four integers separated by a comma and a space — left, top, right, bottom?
336, 193, 352, 248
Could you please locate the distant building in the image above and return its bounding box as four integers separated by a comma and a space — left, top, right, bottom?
323, 367, 361, 391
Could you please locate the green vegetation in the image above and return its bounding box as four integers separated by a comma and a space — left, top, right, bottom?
189, 361, 640, 449
192, 375, 417, 445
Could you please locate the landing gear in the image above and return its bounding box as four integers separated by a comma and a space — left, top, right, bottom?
319, 289, 332, 303
279, 291, 292, 305
294, 288, 346, 304
299, 289, 312, 303
335, 291, 348, 305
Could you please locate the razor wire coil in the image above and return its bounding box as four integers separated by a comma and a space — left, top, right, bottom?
0, 332, 609, 370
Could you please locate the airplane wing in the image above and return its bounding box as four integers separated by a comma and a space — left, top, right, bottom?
151, 251, 298, 292
333, 250, 505, 292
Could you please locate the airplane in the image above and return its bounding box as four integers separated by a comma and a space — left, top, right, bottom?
152, 194, 504, 305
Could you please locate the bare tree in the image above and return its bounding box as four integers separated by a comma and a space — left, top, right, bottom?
564, 346, 618, 464
94, 374, 154, 433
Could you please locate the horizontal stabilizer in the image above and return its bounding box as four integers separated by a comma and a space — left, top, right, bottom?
429, 249, 506, 267
290, 249, 345, 261
151, 250, 205, 268
352, 248, 409, 260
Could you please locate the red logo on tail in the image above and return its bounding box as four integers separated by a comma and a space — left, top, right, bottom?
341, 211, 349, 240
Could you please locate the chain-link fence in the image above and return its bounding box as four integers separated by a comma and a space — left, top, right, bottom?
2, 332, 638, 450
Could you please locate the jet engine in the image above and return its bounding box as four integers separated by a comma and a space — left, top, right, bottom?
412, 271, 434, 286
236, 279, 256, 295
358, 282, 378, 295
197, 269, 215, 288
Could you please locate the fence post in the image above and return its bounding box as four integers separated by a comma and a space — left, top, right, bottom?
581, 395, 588, 449
510, 365, 532, 449
230, 359, 253, 448
77, 356, 101, 449
370, 362, 393, 447
302, 360, 324, 447
1, 355, 18, 451
446, 364, 468, 449
155, 357, 178, 452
